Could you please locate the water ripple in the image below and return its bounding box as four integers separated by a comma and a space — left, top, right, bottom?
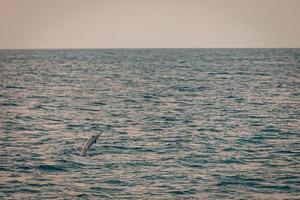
0, 49, 299, 199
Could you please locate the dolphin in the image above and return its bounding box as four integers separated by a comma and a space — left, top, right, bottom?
82, 130, 104, 157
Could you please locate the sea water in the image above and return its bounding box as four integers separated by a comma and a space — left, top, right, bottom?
0, 49, 299, 199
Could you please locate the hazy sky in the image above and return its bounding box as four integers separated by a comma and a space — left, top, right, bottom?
1, 0, 300, 49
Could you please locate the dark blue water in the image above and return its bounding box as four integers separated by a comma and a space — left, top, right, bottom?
0, 49, 299, 199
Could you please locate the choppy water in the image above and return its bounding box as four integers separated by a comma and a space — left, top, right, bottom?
0, 49, 299, 199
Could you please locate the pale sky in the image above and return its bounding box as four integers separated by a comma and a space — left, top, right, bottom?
0, 0, 300, 49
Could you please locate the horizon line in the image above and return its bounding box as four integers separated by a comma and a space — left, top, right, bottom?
0, 47, 299, 50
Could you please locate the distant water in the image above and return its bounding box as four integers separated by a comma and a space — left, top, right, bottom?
0, 49, 299, 199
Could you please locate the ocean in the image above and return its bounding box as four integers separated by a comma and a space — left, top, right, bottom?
0, 49, 299, 199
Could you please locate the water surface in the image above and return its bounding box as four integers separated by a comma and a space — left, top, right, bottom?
0, 49, 299, 199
